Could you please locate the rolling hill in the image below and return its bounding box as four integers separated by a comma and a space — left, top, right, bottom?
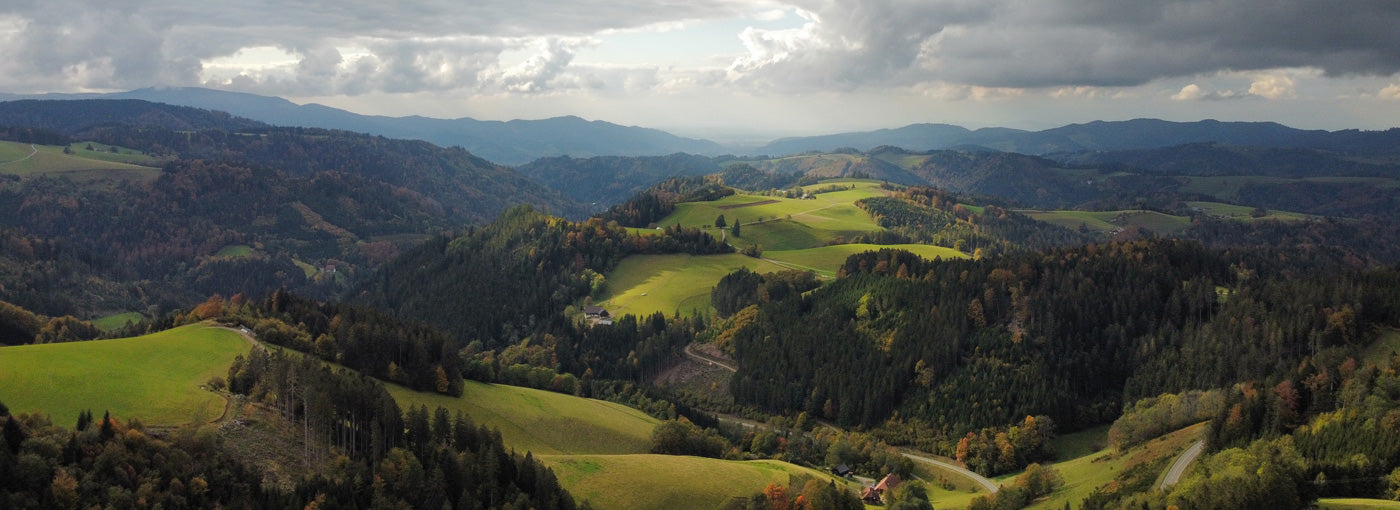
0, 323, 250, 425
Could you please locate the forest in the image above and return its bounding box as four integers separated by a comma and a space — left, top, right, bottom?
721, 240, 1399, 471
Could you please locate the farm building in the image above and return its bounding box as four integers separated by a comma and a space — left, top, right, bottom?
861, 473, 902, 504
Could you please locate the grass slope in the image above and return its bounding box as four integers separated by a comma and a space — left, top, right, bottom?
1016, 422, 1206, 510
595, 253, 790, 318
386, 380, 658, 455
765, 243, 967, 277
0, 140, 163, 180
1317, 499, 1400, 509
0, 323, 249, 425
1364, 328, 1400, 366
90, 312, 146, 332
659, 181, 886, 252
542, 454, 857, 510
1021, 209, 1191, 235
1186, 201, 1313, 222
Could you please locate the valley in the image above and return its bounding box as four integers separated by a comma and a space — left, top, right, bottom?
2, 98, 1400, 510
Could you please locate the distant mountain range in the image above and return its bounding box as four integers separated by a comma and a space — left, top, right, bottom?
0, 87, 725, 165
754, 119, 1400, 156
4, 88, 1397, 166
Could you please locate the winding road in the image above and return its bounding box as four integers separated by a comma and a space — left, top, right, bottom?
682, 343, 737, 372
1159, 440, 1205, 490
679, 342, 998, 494
900, 450, 1000, 494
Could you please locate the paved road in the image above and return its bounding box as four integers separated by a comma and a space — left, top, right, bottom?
683, 343, 737, 372
900, 450, 1000, 494
681, 343, 997, 494
1159, 440, 1205, 490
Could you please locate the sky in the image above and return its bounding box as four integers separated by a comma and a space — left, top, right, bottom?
2, 0, 1399, 142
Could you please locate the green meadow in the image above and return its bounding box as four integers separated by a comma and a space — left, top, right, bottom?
1018, 422, 1206, 509
1317, 499, 1400, 509
595, 253, 791, 318
215, 244, 255, 257
765, 243, 967, 277
541, 454, 857, 510
658, 181, 886, 251
1186, 201, 1313, 222
90, 311, 146, 332
386, 380, 658, 455
1364, 329, 1400, 366
1021, 209, 1192, 235
0, 323, 250, 425
0, 140, 163, 180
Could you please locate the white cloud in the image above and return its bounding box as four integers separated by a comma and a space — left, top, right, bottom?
1248, 74, 1296, 99
1170, 83, 1241, 101
1378, 83, 1400, 100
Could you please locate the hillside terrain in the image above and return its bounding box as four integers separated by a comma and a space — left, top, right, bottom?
0, 100, 582, 321
4, 96, 1400, 509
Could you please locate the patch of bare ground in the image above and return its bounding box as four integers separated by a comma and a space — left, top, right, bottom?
654, 355, 734, 407
218, 398, 335, 491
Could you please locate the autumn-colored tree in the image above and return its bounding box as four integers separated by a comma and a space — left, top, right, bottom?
763, 482, 790, 510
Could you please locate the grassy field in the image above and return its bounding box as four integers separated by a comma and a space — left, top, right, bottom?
215, 244, 255, 257
1317, 499, 1400, 509
1186, 201, 1313, 222
1018, 422, 1206, 509
1021, 209, 1192, 235
541, 454, 858, 510
0, 140, 164, 180
658, 182, 886, 252
386, 380, 658, 455
765, 243, 968, 277
595, 253, 791, 318
0, 323, 250, 425
1364, 328, 1400, 366
90, 311, 146, 332
915, 462, 992, 510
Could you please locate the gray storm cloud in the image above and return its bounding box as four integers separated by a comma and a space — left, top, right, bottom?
730, 0, 1400, 91
0, 0, 1397, 96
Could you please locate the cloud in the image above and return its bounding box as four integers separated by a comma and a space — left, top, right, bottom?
0, 0, 758, 94
1247, 74, 1296, 99
724, 0, 1400, 91
1378, 83, 1400, 100
1170, 83, 1239, 101
1, 0, 1397, 106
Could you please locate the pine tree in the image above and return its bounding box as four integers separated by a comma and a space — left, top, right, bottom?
4, 415, 26, 453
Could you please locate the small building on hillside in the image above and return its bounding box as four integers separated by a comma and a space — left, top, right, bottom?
831, 464, 852, 477
861, 473, 902, 504
583, 305, 613, 326
861, 486, 881, 504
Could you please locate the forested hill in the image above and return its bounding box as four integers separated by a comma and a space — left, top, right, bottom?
356, 205, 730, 350
0, 99, 265, 133
719, 240, 1400, 440
517, 153, 720, 208
0, 99, 585, 222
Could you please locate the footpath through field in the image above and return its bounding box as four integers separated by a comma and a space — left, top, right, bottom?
0, 144, 38, 165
